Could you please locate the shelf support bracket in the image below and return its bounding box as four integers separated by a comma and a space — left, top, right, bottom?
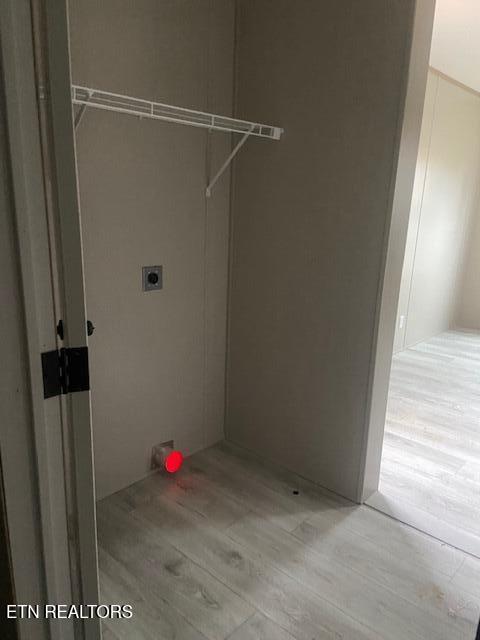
74, 90, 92, 130
206, 126, 253, 198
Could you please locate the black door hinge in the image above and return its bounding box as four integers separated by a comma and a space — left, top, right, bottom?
41, 347, 90, 399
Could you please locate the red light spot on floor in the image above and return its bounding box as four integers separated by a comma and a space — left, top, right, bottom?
164, 450, 183, 473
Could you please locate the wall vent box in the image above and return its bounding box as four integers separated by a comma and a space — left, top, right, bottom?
142, 266, 163, 291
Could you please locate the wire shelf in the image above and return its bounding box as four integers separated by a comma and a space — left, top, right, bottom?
72, 85, 283, 140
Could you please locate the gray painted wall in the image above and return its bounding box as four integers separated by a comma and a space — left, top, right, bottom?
70, 1, 428, 503
69, 0, 234, 499
394, 71, 480, 351
227, 0, 416, 501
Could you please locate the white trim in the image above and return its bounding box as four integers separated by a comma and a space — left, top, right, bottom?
0, 1, 74, 638
40, 3, 101, 637
0, 1, 101, 638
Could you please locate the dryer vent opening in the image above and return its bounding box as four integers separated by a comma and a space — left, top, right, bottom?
151, 442, 183, 474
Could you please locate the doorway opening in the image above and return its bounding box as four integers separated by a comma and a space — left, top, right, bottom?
368, 1, 480, 558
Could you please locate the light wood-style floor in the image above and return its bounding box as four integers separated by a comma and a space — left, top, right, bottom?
97, 439, 480, 639
379, 329, 480, 556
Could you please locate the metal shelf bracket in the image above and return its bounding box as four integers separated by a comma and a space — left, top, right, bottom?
206, 126, 253, 198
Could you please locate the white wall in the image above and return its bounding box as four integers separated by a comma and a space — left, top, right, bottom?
457, 203, 480, 329
393, 72, 437, 352
431, 0, 480, 94
394, 71, 480, 351
69, 0, 235, 499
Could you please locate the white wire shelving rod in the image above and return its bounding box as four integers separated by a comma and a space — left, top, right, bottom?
72, 85, 283, 196
71, 85, 283, 140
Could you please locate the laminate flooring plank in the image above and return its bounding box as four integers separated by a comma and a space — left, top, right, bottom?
389, 370, 480, 403
412, 341, 480, 363
381, 435, 465, 479
226, 512, 477, 640
97, 497, 254, 640
292, 514, 480, 632
381, 455, 480, 504
129, 493, 386, 640
202, 441, 465, 578
387, 396, 480, 437
99, 625, 121, 640
184, 449, 310, 533
450, 555, 480, 599
98, 547, 209, 640
381, 329, 480, 559
120, 468, 250, 531
226, 613, 297, 640
379, 467, 480, 534
457, 460, 480, 484
386, 418, 480, 464
97, 440, 480, 640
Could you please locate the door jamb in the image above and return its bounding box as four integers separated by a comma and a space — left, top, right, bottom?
0, 1, 100, 638
359, 0, 436, 502
0, 456, 19, 640
0, 2, 75, 635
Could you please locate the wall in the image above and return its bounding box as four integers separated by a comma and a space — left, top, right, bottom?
227, 0, 416, 501
69, 0, 234, 499
457, 202, 480, 329
431, 0, 480, 94
394, 71, 480, 351
393, 71, 437, 352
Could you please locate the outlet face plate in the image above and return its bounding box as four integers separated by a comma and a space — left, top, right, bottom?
151, 440, 174, 470
143, 265, 163, 291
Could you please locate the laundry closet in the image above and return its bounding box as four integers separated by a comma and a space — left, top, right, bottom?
68, 0, 415, 502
